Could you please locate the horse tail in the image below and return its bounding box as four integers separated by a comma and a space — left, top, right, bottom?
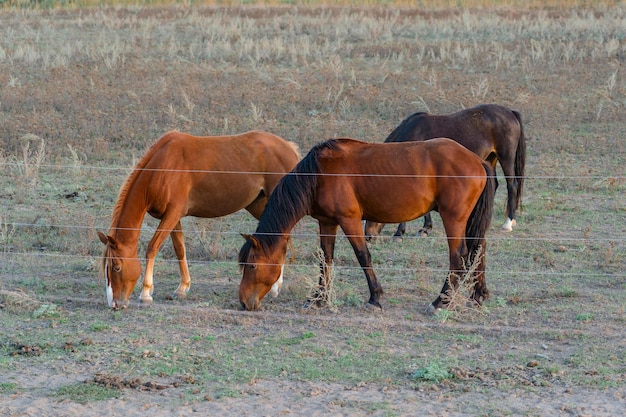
512, 110, 526, 212
465, 161, 496, 260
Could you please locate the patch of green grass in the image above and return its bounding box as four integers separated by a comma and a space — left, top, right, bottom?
434, 309, 453, 323
455, 334, 482, 344
558, 287, 578, 298
32, 304, 60, 319
0, 381, 19, 394
410, 362, 451, 383
90, 322, 110, 332
575, 313, 593, 322
54, 382, 121, 403
341, 292, 363, 308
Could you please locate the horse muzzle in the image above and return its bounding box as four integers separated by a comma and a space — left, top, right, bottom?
109, 298, 129, 310
240, 295, 262, 311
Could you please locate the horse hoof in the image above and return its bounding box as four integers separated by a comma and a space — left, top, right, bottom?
139, 296, 153, 305
364, 301, 383, 311
501, 218, 516, 232
424, 304, 439, 315
173, 291, 188, 300
418, 230, 430, 237
392, 236, 403, 243
302, 299, 319, 310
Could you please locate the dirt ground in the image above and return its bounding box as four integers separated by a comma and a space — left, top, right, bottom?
1, 3, 625, 416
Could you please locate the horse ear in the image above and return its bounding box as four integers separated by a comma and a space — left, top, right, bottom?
97, 231, 118, 249
97, 231, 108, 245
241, 233, 261, 248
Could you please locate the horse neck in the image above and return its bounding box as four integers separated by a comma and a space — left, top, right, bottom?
108, 190, 148, 249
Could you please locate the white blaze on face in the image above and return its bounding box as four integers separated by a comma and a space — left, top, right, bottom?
105, 259, 114, 308
269, 264, 284, 298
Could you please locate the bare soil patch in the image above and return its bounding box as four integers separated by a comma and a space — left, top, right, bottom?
1, 3, 625, 416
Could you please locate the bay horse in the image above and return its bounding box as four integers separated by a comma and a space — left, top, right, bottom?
365, 104, 525, 241
238, 138, 496, 312
98, 130, 300, 309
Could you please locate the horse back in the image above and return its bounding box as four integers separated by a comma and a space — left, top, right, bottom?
131, 130, 299, 218
385, 104, 521, 160
144, 130, 297, 172
312, 138, 486, 224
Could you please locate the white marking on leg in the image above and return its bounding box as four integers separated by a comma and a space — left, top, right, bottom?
140, 260, 154, 303
105, 260, 114, 308
501, 217, 516, 232
269, 264, 284, 298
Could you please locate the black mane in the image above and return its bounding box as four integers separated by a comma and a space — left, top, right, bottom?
238, 140, 341, 265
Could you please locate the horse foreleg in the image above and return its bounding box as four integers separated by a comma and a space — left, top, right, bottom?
171, 221, 191, 299
308, 222, 338, 307
342, 220, 383, 309
141, 215, 180, 304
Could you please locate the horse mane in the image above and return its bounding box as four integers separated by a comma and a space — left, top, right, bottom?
385, 112, 427, 143
108, 131, 178, 232
239, 139, 339, 263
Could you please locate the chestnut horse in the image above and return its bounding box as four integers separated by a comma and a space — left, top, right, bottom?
98, 130, 300, 309
365, 104, 525, 241
239, 138, 496, 312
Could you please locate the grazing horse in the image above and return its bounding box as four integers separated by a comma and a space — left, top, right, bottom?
238, 138, 496, 312
365, 104, 525, 241
98, 130, 300, 309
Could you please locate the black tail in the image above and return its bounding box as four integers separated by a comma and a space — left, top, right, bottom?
465, 161, 496, 260
512, 110, 526, 213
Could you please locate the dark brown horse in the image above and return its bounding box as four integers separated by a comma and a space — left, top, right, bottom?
98, 130, 300, 309
239, 138, 496, 312
365, 104, 524, 241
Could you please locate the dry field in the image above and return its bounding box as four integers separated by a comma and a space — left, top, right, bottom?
1, 2, 625, 416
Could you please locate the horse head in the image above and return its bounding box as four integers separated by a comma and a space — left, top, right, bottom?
238, 234, 287, 311
98, 231, 142, 309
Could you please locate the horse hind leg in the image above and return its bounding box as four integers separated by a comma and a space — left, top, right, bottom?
468, 243, 489, 305
392, 222, 406, 242
499, 159, 518, 232
417, 213, 433, 237
171, 220, 191, 299
501, 174, 517, 231
426, 219, 467, 313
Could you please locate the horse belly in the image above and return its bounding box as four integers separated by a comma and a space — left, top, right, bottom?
358, 181, 435, 223
185, 175, 262, 218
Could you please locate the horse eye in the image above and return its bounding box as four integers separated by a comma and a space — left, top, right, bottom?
250, 264, 257, 270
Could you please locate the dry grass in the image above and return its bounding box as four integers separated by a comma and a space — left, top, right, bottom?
0, 3, 625, 415
302, 249, 338, 311
435, 246, 486, 323
0, 289, 43, 313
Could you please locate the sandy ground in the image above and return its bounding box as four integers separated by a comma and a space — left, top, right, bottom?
2, 372, 625, 416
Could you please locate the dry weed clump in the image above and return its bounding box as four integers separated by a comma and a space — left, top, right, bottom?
17, 134, 45, 190
303, 249, 338, 311
435, 246, 486, 323
0, 289, 43, 314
